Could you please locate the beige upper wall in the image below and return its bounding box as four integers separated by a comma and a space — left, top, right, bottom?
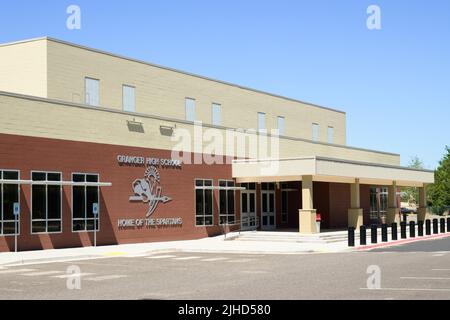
0, 93, 400, 166
0, 39, 47, 98
0, 37, 347, 145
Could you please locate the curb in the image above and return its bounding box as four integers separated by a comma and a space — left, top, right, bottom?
356, 233, 450, 251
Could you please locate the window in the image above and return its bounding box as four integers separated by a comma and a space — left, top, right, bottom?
31, 172, 62, 234
123, 85, 135, 112
85, 78, 99, 107
0, 170, 19, 235
281, 184, 289, 224
195, 179, 213, 226
72, 173, 100, 232
277, 116, 285, 135
370, 187, 388, 221
327, 126, 334, 144
185, 98, 196, 122
219, 180, 235, 225
258, 112, 266, 132
312, 123, 320, 141
212, 103, 221, 126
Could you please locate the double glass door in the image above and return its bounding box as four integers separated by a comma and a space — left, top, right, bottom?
261, 183, 276, 230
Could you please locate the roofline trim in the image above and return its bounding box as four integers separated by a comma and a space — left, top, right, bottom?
0, 90, 399, 157
233, 156, 435, 173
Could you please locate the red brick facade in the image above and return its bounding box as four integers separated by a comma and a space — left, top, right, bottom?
0, 133, 367, 252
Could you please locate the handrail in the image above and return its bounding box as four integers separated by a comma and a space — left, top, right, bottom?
219, 216, 260, 239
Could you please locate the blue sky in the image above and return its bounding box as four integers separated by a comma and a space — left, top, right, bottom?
1, 0, 449, 169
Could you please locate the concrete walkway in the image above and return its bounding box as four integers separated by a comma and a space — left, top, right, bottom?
2, 226, 450, 266
0, 232, 353, 266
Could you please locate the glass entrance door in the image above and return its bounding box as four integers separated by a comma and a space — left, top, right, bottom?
261, 183, 276, 230
240, 183, 256, 230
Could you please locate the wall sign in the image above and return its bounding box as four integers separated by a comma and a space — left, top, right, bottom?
117, 155, 183, 229
129, 166, 172, 217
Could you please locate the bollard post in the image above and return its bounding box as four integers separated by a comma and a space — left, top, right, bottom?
391, 222, 398, 241
360, 225, 367, 246
371, 224, 378, 244
348, 227, 355, 247
381, 224, 388, 242
409, 221, 415, 238
447, 218, 450, 233
433, 219, 439, 234
426, 219, 431, 235
400, 222, 407, 239
440, 218, 446, 233
418, 221, 424, 237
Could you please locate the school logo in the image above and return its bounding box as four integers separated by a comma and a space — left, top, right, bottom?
129, 166, 172, 217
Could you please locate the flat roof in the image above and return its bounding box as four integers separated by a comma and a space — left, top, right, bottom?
0, 36, 346, 115
232, 156, 435, 187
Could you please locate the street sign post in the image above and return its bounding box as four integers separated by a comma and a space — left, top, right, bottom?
13, 202, 19, 253
93, 203, 99, 247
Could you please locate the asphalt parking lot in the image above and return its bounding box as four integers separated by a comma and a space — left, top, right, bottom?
1, 237, 450, 300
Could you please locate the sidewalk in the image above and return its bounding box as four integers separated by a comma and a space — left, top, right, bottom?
0, 232, 352, 266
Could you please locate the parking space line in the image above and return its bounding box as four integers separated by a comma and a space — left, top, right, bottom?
0, 269, 35, 274
361, 287, 450, 292
173, 256, 201, 261
201, 257, 229, 262
21, 271, 65, 277
432, 269, 450, 271
84, 275, 127, 281
146, 255, 177, 259
401, 276, 450, 280
52, 273, 94, 279
225, 259, 254, 263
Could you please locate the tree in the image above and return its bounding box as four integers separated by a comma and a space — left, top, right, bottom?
400, 156, 425, 205
429, 146, 450, 213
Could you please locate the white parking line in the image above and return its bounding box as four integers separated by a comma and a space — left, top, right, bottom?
21, 271, 64, 277
173, 256, 201, 261
401, 276, 450, 280
226, 259, 254, 263
84, 275, 127, 281
361, 287, 450, 292
201, 257, 229, 262
432, 269, 450, 271
52, 273, 94, 279
0, 269, 35, 274
146, 255, 177, 259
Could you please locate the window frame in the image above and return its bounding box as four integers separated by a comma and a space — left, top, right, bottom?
84, 77, 100, 107
327, 126, 334, 144
71, 172, 101, 233
218, 180, 235, 225
194, 179, 214, 227
211, 103, 222, 126
258, 112, 266, 132
30, 170, 63, 235
277, 116, 285, 136
312, 123, 320, 142
0, 169, 20, 237
185, 97, 196, 122
122, 84, 136, 113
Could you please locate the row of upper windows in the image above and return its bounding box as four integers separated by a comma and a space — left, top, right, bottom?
84, 78, 335, 144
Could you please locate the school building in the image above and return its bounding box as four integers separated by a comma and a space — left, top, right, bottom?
0, 37, 434, 252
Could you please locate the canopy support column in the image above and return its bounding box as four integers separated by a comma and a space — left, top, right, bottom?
299, 175, 318, 234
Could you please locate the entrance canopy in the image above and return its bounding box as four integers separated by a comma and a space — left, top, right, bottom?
232, 156, 434, 187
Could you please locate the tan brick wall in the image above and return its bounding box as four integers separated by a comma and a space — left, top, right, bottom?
0, 39, 47, 98
0, 94, 400, 165
45, 39, 347, 145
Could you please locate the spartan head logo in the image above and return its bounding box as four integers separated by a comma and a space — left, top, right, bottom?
129, 166, 172, 217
